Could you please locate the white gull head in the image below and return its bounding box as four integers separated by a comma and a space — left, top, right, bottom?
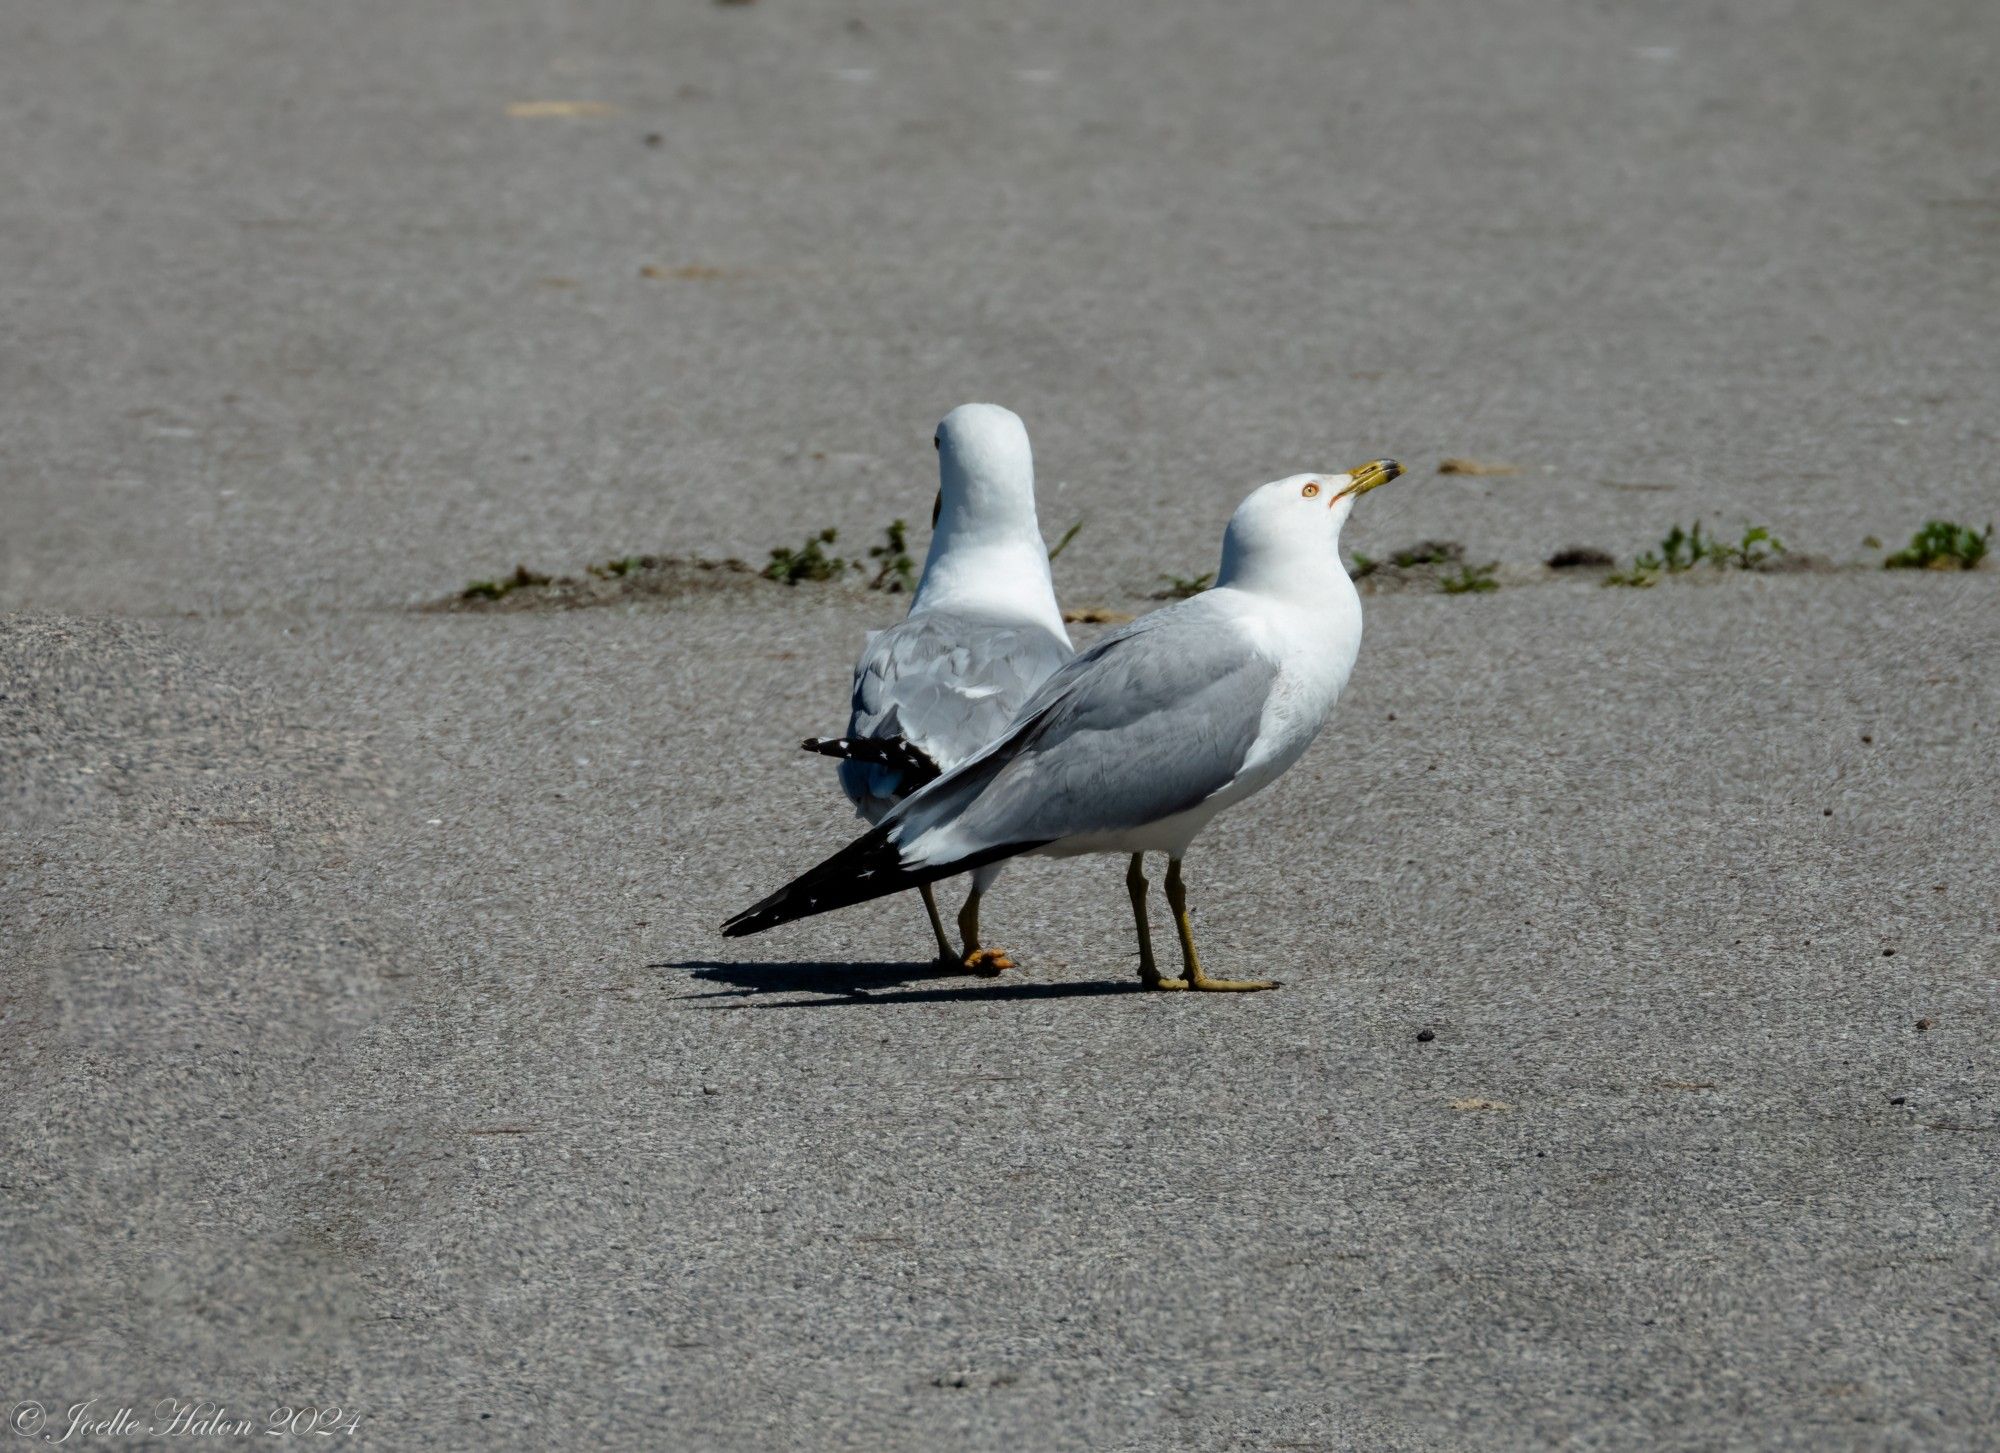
1215, 460, 1403, 599
911, 403, 1064, 633
933, 402, 1038, 535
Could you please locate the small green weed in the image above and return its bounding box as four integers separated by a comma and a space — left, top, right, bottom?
1392, 541, 1462, 568
586, 556, 644, 579
1615, 520, 1785, 584
461, 564, 552, 600
1349, 551, 1377, 579
764, 528, 852, 585
1602, 563, 1659, 588
1155, 570, 1215, 599
866, 519, 917, 593
1047, 519, 1086, 563
1640, 521, 1715, 573
1713, 525, 1785, 570
1884, 520, 1991, 571
1439, 561, 1500, 594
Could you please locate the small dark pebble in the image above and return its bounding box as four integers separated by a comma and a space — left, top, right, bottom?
1416, 1029, 1436, 1043
1883, 948, 1895, 957
1915, 1018, 1933, 1032
1823, 808, 1834, 816
702, 1084, 721, 1095
1889, 1096, 1907, 1105
1860, 734, 1873, 744
1535, 1150, 1546, 1158
643, 132, 663, 147
1546, 546, 1615, 569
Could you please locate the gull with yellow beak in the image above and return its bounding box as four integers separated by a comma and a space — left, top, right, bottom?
728, 458, 1404, 990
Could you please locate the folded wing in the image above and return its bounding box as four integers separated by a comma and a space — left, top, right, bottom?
724, 605, 1276, 937
836, 610, 1073, 816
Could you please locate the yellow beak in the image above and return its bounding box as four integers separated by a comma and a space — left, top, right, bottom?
1336, 458, 1403, 500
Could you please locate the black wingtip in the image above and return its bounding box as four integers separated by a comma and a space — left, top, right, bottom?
798, 733, 942, 789
717, 819, 911, 939
720, 823, 1044, 941
720, 893, 800, 936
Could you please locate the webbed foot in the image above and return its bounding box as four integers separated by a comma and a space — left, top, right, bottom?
963, 946, 1015, 976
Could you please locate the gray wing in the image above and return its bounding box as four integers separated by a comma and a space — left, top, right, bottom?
838, 610, 1072, 815
886, 606, 1278, 862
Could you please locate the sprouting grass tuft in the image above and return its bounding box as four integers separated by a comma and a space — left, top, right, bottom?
1439, 561, 1500, 594
586, 556, 644, 579
461, 564, 553, 600
1712, 524, 1785, 570
1391, 541, 1462, 568
1608, 520, 1785, 586
764, 528, 852, 585
1154, 570, 1215, 599
1046, 519, 1086, 563
1640, 521, 1712, 573
1883, 520, 1991, 570
1602, 563, 1659, 588
866, 519, 917, 593
1350, 541, 1484, 590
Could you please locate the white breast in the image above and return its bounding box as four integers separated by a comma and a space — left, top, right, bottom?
1233, 592, 1363, 795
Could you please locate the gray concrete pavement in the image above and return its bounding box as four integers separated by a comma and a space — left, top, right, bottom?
4, 0, 1997, 616
4, 1, 1997, 1448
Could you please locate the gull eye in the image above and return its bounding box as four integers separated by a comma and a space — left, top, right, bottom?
1301, 481, 1320, 498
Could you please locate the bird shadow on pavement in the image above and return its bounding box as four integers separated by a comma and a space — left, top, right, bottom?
655, 959, 1140, 1007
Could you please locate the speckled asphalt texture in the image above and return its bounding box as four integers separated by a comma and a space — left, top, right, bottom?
3, 2, 1996, 1449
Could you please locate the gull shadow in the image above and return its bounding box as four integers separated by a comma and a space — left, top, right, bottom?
654, 959, 1141, 1008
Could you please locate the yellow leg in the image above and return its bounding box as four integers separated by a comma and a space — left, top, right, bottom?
1165, 858, 1279, 992
918, 882, 956, 965
1128, 853, 1186, 990
957, 888, 1015, 975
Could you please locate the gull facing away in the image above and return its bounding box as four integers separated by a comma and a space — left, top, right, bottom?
728, 459, 1404, 991
799, 404, 1073, 972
